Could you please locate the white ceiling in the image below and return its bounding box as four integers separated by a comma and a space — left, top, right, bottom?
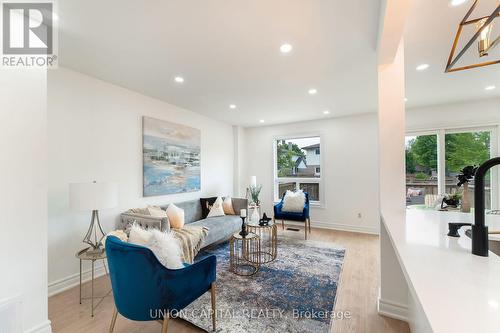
404, 0, 500, 109
57, 0, 499, 128
57, 0, 381, 127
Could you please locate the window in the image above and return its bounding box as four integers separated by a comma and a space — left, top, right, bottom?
274, 136, 322, 204
405, 127, 498, 210
405, 134, 438, 207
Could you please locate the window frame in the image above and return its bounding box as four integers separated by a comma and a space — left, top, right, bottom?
406, 125, 499, 210
273, 133, 325, 208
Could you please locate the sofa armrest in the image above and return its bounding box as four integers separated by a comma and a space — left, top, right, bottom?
120, 212, 170, 232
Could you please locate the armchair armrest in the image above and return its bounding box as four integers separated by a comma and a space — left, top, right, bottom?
161, 255, 217, 309
120, 212, 170, 232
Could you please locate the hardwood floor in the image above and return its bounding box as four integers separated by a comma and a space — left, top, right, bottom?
48, 227, 410, 333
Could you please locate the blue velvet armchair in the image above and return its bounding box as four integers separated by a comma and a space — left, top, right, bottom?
105, 236, 217, 333
273, 191, 311, 239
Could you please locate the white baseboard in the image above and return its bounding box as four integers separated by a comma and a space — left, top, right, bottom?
377, 297, 409, 322
25, 320, 52, 333
48, 263, 107, 297
283, 220, 379, 235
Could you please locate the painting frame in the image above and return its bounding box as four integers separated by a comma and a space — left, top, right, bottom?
142, 116, 201, 197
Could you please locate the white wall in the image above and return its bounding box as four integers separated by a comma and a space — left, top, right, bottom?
241, 113, 380, 234
406, 97, 500, 131
0, 69, 51, 333
48, 68, 235, 294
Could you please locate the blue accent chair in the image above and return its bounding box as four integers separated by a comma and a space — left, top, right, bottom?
273, 191, 311, 239
105, 236, 217, 333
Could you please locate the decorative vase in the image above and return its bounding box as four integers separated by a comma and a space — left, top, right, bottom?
461, 183, 471, 213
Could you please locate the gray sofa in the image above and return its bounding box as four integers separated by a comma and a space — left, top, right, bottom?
120, 197, 247, 248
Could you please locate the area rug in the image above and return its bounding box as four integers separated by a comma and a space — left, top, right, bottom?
179, 236, 345, 333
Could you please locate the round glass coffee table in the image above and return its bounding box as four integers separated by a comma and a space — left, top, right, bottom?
247, 222, 278, 263
229, 232, 261, 276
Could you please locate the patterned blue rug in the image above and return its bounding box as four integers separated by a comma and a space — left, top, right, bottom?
180, 236, 345, 333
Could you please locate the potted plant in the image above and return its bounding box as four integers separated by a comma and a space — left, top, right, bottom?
441, 193, 462, 210
456, 165, 477, 213
249, 184, 262, 206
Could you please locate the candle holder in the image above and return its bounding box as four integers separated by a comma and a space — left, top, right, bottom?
239, 216, 248, 237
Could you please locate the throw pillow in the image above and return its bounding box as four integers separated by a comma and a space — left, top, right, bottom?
102, 229, 128, 248
128, 223, 153, 246
147, 229, 184, 269
222, 196, 236, 215
147, 205, 168, 218
166, 203, 185, 229
207, 197, 226, 218
200, 197, 217, 219
282, 190, 306, 213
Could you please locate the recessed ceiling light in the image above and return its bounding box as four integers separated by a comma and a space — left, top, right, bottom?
416, 64, 430, 71
174, 76, 184, 83
308, 88, 318, 95
323, 110, 330, 115
280, 43, 293, 54
53, 13, 59, 21
450, 0, 468, 6
404, 97, 408, 102
485, 85, 496, 91
229, 104, 237, 109
259, 119, 265, 123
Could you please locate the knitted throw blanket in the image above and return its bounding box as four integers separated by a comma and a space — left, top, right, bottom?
171, 225, 209, 264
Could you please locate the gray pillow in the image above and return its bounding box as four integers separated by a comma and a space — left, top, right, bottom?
231, 198, 248, 216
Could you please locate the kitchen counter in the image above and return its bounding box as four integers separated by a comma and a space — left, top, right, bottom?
381, 209, 500, 333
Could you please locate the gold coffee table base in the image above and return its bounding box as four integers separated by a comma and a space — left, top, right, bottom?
229, 232, 261, 276
247, 223, 278, 264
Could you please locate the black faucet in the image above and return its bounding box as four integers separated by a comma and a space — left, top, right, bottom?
447, 157, 500, 257
471, 157, 500, 257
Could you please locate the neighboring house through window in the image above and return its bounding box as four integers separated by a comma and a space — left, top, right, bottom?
274, 136, 323, 205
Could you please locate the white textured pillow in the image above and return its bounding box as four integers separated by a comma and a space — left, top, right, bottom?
282, 190, 306, 213
166, 203, 185, 229
128, 223, 153, 246
147, 205, 168, 217
207, 197, 225, 218
222, 197, 236, 215
147, 229, 184, 269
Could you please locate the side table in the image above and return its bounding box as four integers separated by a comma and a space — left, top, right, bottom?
247, 222, 278, 263
229, 232, 261, 276
76, 248, 112, 317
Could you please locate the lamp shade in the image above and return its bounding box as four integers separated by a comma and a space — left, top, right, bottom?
69, 182, 118, 211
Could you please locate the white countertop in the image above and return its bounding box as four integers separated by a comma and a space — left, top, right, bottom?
382, 209, 500, 333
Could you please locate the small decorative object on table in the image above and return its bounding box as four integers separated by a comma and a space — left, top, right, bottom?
259, 213, 272, 226
239, 209, 248, 237
440, 193, 462, 210
456, 165, 477, 213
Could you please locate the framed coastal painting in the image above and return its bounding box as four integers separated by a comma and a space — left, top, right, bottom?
142, 116, 201, 196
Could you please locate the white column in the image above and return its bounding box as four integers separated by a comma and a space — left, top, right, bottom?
378, 39, 408, 319
0, 68, 51, 332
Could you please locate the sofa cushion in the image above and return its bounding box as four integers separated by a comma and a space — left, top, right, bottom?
164, 199, 202, 224
222, 197, 236, 215
166, 203, 185, 229
231, 198, 247, 216
200, 197, 217, 219
189, 215, 241, 247
207, 197, 225, 218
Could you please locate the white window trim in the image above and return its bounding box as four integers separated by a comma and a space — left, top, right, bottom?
406, 125, 499, 210
272, 133, 325, 208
